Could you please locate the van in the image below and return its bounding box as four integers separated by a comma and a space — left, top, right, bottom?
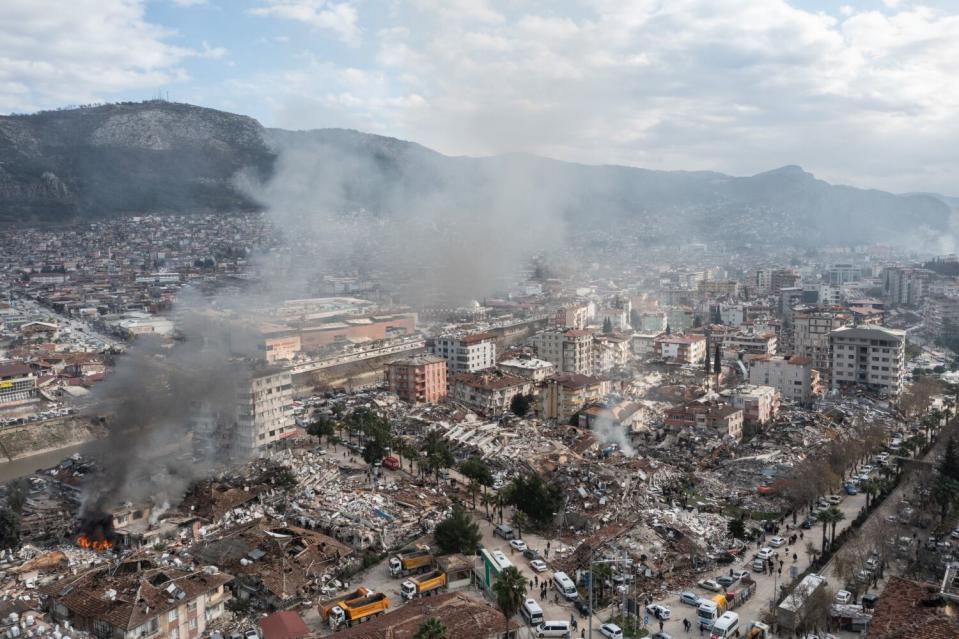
534, 620, 571, 638
552, 572, 578, 600
493, 524, 515, 540
521, 598, 544, 626
710, 611, 739, 638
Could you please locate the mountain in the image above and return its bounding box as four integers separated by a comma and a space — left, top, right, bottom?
0, 101, 950, 246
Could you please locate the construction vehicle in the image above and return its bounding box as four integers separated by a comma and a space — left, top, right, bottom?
328, 592, 389, 629
744, 621, 770, 639
401, 570, 447, 600
318, 587, 370, 621
697, 594, 727, 630
389, 545, 434, 577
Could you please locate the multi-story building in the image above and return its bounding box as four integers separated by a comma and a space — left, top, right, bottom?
554, 303, 591, 330
449, 371, 533, 417
792, 309, 853, 380
236, 368, 295, 453
747, 355, 821, 405
923, 295, 959, 338
828, 263, 861, 285
388, 355, 448, 404
829, 325, 906, 396
427, 332, 497, 379
529, 329, 594, 375
653, 334, 707, 364
43, 561, 233, 639
697, 279, 740, 298
592, 334, 631, 372
637, 311, 667, 333
0, 362, 38, 407
631, 332, 663, 358
726, 384, 781, 426
664, 306, 695, 332
720, 330, 778, 361
497, 358, 556, 382
664, 400, 744, 440
882, 266, 933, 307
539, 374, 610, 422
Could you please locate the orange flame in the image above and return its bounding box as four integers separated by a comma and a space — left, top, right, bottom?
76, 534, 112, 551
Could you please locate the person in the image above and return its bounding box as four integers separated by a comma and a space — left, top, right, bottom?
793, 552, 798, 563
800, 531, 804, 540
659, 620, 664, 631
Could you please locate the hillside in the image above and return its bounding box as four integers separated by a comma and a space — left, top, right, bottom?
0, 101, 950, 245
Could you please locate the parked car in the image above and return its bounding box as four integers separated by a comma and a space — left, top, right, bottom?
751, 559, 766, 573
599, 624, 624, 639
835, 590, 853, 605
243, 630, 259, 639
530, 559, 548, 573
731, 569, 749, 581
827, 494, 842, 505
679, 591, 701, 606
574, 599, 591, 617
716, 575, 735, 588
768, 536, 786, 548
698, 579, 722, 592
523, 547, 541, 561
865, 557, 880, 572
650, 634, 673, 639
801, 518, 814, 529
646, 604, 671, 620
493, 524, 515, 540
757, 547, 775, 560
855, 569, 871, 583
509, 539, 528, 552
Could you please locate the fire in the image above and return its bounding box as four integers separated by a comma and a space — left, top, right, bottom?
76, 534, 112, 552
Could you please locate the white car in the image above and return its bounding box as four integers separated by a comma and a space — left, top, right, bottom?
826, 495, 842, 505
509, 539, 528, 552
768, 536, 786, 548
731, 569, 749, 581
698, 579, 722, 592
757, 547, 775, 560
835, 590, 852, 605
599, 623, 623, 639
530, 559, 547, 572
646, 604, 671, 620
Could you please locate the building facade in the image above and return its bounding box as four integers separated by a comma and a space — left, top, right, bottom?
427, 332, 497, 379
449, 371, 533, 417
388, 355, 448, 404
539, 374, 610, 421
792, 310, 853, 380
529, 329, 594, 375
0, 362, 38, 407
497, 358, 556, 382
654, 334, 707, 364
237, 369, 295, 453
829, 325, 906, 396
747, 355, 821, 405
727, 385, 781, 426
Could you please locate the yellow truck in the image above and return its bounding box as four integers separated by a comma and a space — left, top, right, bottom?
329, 592, 390, 629
401, 570, 447, 600
388, 545, 434, 577
318, 587, 370, 621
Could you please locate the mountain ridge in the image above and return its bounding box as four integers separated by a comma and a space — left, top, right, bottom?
0, 101, 950, 246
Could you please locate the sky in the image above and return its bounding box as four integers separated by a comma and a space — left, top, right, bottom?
1, 0, 958, 194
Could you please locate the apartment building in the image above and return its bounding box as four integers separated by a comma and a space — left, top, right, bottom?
529, 329, 594, 375
236, 368, 295, 453
592, 334, 631, 372
792, 310, 853, 380
497, 358, 556, 382
747, 355, 821, 405
827, 263, 861, 285
44, 562, 233, 639
554, 303, 591, 329
427, 332, 497, 379
637, 311, 667, 333
882, 266, 933, 307
449, 371, 533, 417
829, 325, 906, 396
727, 385, 781, 426
720, 330, 778, 361
388, 355, 448, 404
540, 374, 610, 422
923, 295, 959, 338
0, 362, 38, 407
653, 334, 707, 364
664, 400, 744, 441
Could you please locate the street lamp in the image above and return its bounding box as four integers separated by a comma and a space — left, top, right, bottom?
587, 551, 632, 639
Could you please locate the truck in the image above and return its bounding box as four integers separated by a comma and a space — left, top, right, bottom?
389, 546, 434, 577
744, 621, 771, 639
697, 594, 727, 630
318, 587, 371, 620
401, 570, 447, 600
777, 574, 826, 632
329, 592, 390, 629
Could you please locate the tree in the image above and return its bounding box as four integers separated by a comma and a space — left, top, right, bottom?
481, 492, 497, 520
511, 511, 529, 539
459, 458, 493, 509
492, 566, 527, 638
713, 342, 722, 375
826, 506, 845, 545
506, 473, 564, 529
433, 503, 482, 555
307, 415, 336, 447
727, 517, 747, 540
413, 617, 447, 639
932, 475, 959, 522
509, 393, 531, 417
4, 478, 29, 514
941, 437, 959, 482
0, 507, 20, 549
423, 431, 455, 485
819, 508, 841, 552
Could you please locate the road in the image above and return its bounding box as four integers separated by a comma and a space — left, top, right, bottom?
13, 295, 125, 351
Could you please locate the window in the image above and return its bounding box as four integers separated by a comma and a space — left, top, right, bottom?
168, 611, 178, 622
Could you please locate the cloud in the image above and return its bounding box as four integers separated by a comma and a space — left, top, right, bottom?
242, 0, 959, 193
0, 0, 192, 113
171, 0, 208, 5
249, 0, 359, 45
200, 41, 228, 59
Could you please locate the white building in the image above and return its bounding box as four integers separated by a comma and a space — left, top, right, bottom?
792, 310, 853, 379
529, 329, 594, 375
497, 358, 556, 382
427, 332, 497, 379
747, 355, 821, 405
829, 325, 906, 396
237, 369, 295, 453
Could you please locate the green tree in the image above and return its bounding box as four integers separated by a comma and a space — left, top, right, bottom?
509, 393, 531, 417
423, 431, 455, 485
511, 511, 528, 539
941, 438, 959, 482
826, 506, 845, 545
481, 492, 497, 520
492, 566, 527, 638
505, 473, 563, 529
413, 617, 448, 639
727, 517, 747, 540
307, 415, 336, 447
0, 507, 20, 549
819, 508, 841, 552
459, 458, 493, 509
433, 503, 482, 555
4, 478, 29, 514
932, 475, 959, 522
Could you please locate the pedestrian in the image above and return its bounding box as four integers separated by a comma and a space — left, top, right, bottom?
659, 620, 664, 631
535, 575, 539, 587
581, 630, 585, 639
793, 553, 798, 563
529, 579, 534, 590
699, 623, 704, 636
800, 531, 804, 540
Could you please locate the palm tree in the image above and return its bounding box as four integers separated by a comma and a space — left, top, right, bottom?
413, 617, 448, 639
492, 567, 527, 638
860, 479, 878, 509
511, 511, 528, 539
818, 508, 839, 552
826, 506, 845, 545
481, 492, 497, 521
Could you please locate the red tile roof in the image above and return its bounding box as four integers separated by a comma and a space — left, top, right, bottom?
865, 576, 959, 639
